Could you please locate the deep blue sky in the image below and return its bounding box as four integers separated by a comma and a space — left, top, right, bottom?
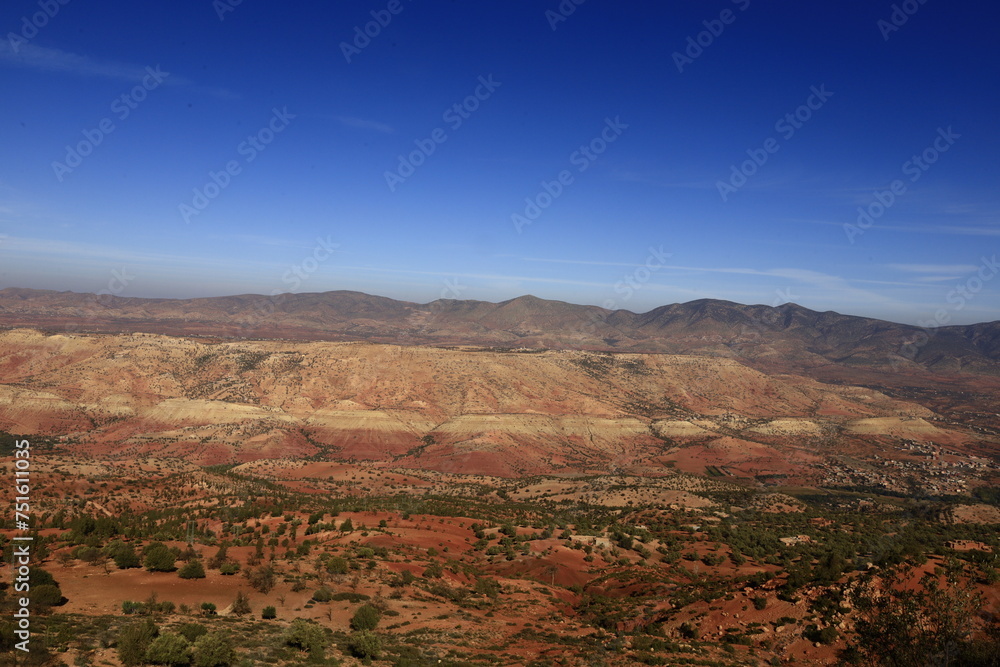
1, 1, 998, 325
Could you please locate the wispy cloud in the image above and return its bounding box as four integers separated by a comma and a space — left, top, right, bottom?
0, 42, 236, 98
337, 116, 394, 134
913, 275, 961, 283
889, 263, 979, 273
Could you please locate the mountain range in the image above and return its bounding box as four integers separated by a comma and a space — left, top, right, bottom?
1, 287, 998, 378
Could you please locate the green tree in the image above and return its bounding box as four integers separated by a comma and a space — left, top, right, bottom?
145, 632, 192, 666
283, 618, 327, 658
348, 630, 382, 660
177, 623, 208, 643
326, 556, 349, 575
845, 564, 997, 666
261, 605, 276, 619
118, 618, 159, 666
350, 603, 381, 631
115, 545, 141, 569
191, 632, 234, 667
144, 544, 177, 572
31, 584, 65, 609
339, 518, 354, 533
178, 560, 206, 579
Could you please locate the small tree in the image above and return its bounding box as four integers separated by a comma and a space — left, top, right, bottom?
145, 632, 192, 666
246, 564, 275, 593
348, 630, 381, 661
191, 632, 234, 667
200, 602, 216, 616
118, 618, 159, 666
283, 618, 327, 659
230, 591, 251, 617
178, 560, 206, 580
113, 543, 141, 569
261, 605, 276, 620
350, 603, 381, 631
144, 545, 177, 572
339, 518, 354, 533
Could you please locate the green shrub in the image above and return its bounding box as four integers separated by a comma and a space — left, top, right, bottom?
145, 632, 191, 666
178, 560, 206, 580
312, 587, 333, 602
283, 618, 327, 658
261, 605, 276, 619
177, 623, 208, 643
118, 618, 159, 666
191, 632, 234, 667
350, 603, 381, 631
144, 544, 177, 572
348, 630, 381, 660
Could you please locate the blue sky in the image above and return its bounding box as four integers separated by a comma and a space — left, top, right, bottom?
1, 1, 998, 325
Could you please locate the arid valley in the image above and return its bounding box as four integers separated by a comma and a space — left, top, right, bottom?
1, 290, 999, 666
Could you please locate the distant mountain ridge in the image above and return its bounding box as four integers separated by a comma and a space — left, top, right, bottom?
1, 287, 998, 376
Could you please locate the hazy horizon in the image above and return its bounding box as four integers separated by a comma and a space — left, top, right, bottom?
1, 1, 998, 326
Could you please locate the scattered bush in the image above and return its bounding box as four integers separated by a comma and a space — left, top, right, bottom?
283, 618, 327, 658
350, 603, 381, 631
178, 560, 206, 580
348, 630, 382, 660
145, 632, 192, 666
191, 632, 234, 667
